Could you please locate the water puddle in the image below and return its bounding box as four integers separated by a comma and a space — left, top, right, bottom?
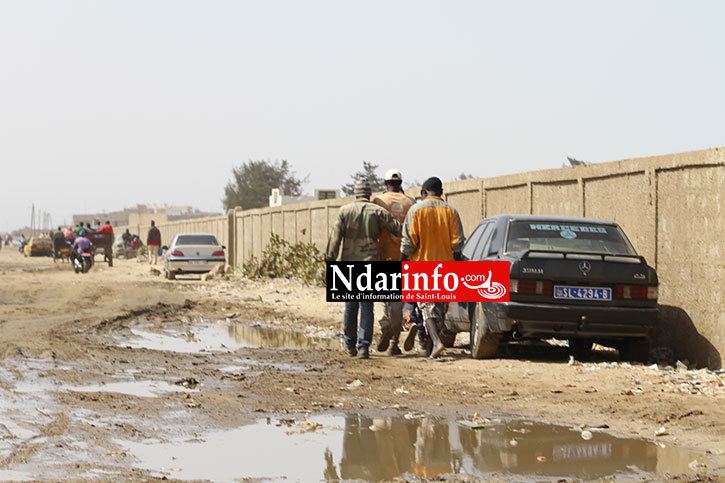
123, 327, 237, 354
228, 322, 339, 350
119, 414, 704, 481
69, 380, 198, 398
0, 469, 34, 482
122, 321, 338, 354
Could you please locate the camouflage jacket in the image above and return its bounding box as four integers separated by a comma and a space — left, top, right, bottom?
325, 200, 402, 261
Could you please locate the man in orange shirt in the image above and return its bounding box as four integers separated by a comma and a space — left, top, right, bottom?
401, 176, 465, 358
372, 169, 415, 355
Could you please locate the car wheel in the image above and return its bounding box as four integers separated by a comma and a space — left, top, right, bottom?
570, 339, 594, 361
470, 303, 500, 359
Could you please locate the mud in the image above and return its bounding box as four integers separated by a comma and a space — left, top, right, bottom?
0, 250, 723, 481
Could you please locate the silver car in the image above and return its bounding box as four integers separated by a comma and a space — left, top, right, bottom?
165, 233, 226, 280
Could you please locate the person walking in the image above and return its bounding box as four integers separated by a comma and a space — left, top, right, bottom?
400, 176, 465, 359
147, 220, 161, 265
325, 176, 402, 359
372, 169, 415, 356
52, 226, 66, 258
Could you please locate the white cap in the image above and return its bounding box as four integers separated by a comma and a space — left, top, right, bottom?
384, 169, 402, 181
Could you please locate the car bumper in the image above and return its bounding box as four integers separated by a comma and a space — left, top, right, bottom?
484, 301, 657, 339
29, 249, 52, 256
167, 258, 225, 273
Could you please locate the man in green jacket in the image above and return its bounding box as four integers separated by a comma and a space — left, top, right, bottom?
325, 177, 402, 359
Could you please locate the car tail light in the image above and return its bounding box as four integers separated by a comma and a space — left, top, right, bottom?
614, 285, 653, 299
510, 279, 552, 295
170, 250, 184, 257
211, 250, 225, 257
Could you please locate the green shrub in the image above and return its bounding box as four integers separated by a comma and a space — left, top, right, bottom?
242, 234, 324, 285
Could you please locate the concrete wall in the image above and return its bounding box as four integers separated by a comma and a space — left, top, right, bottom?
129, 147, 725, 367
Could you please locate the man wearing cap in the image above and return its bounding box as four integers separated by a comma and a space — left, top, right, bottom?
372, 169, 415, 356
401, 176, 466, 359
325, 176, 402, 359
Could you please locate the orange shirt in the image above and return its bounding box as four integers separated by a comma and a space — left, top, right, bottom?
400, 196, 465, 262
372, 191, 415, 261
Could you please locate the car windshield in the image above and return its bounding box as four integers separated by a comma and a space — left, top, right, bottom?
506, 221, 635, 255
176, 235, 219, 246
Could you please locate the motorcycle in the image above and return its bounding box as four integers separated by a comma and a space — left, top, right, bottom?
72, 248, 94, 274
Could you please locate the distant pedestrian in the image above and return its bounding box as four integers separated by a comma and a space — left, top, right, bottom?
122, 228, 132, 248
372, 169, 415, 356
64, 226, 74, 239
325, 176, 402, 359
52, 227, 66, 257
96, 220, 114, 237
147, 220, 161, 264
401, 176, 465, 359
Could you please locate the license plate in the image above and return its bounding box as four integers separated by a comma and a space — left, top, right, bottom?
189, 260, 207, 265
553, 443, 612, 461
82, 252, 91, 257
554, 285, 611, 301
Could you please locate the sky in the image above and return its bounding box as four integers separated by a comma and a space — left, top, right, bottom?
1, 0, 724, 232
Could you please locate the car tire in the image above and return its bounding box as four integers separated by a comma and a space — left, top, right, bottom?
570, 339, 594, 361
439, 328, 457, 348
470, 303, 500, 359
166, 270, 176, 280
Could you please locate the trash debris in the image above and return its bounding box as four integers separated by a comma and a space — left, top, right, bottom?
286, 419, 322, 435
346, 379, 364, 389
149, 268, 161, 276
220, 372, 246, 381
655, 426, 668, 437
509, 439, 518, 446
568, 355, 580, 366
394, 386, 409, 395
404, 412, 425, 420
688, 459, 707, 471
457, 420, 486, 430
537, 456, 547, 462
174, 377, 199, 389
581, 430, 593, 440
676, 360, 688, 371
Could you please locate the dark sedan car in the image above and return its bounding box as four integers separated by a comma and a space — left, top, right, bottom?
444, 215, 658, 361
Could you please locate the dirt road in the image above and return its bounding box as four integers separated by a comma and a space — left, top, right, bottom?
0, 248, 722, 481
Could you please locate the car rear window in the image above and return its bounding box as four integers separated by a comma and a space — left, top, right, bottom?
506, 221, 635, 255
176, 235, 219, 246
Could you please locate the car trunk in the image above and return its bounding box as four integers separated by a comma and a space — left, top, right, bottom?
175, 244, 220, 260
511, 251, 657, 308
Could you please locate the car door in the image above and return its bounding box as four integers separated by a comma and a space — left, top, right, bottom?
446, 221, 495, 330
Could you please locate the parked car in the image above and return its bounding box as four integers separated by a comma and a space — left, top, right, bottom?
23, 236, 53, 257
444, 215, 658, 361
164, 233, 226, 280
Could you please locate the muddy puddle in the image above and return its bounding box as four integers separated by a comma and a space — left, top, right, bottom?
122, 320, 338, 353
119, 414, 704, 481
69, 380, 198, 398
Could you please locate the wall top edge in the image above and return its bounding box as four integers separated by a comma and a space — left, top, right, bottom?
226, 146, 722, 219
